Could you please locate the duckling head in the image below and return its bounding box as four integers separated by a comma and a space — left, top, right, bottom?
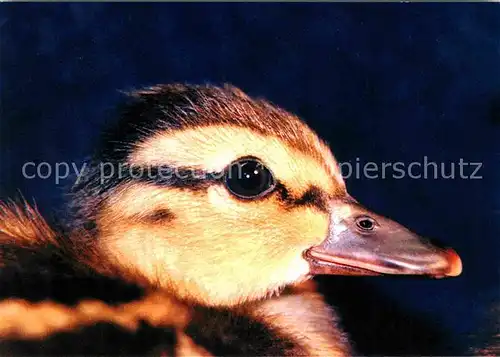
72, 84, 462, 307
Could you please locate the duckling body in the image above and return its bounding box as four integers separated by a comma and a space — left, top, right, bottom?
0, 84, 461, 355
0, 207, 347, 355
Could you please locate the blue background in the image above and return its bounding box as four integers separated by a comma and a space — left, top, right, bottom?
1, 3, 499, 355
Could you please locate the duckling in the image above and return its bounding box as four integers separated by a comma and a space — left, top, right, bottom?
0, 84, 462, 356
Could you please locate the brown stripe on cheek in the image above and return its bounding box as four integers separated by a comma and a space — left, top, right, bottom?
129, 209, 176, 225
145, 209, 176, 224
275, 183, 329, 212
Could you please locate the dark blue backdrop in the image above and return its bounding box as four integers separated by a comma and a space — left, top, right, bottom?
1, 3, 499, 355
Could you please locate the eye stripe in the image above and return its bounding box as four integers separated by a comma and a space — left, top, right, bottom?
74, 163, 330, 213
93, 165, 222, 191
126, 167, 329, 212
129, 166, 221, 188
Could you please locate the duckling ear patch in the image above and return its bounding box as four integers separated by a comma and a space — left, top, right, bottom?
136, 209, 176, 225
146, 209, 175, 223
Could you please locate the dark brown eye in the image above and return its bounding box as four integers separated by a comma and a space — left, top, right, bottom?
225, 158, 275, 199
356, 216, 376, 231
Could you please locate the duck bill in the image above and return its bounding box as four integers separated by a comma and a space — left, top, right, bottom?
304, 198, 462, 278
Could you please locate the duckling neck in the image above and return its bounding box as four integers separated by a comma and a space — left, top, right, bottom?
246, 280, 351, 356
176, 280, 350, 356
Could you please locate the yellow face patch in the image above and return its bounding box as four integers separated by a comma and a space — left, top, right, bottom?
94, 124, 344, 306
96, 182, 330, 306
